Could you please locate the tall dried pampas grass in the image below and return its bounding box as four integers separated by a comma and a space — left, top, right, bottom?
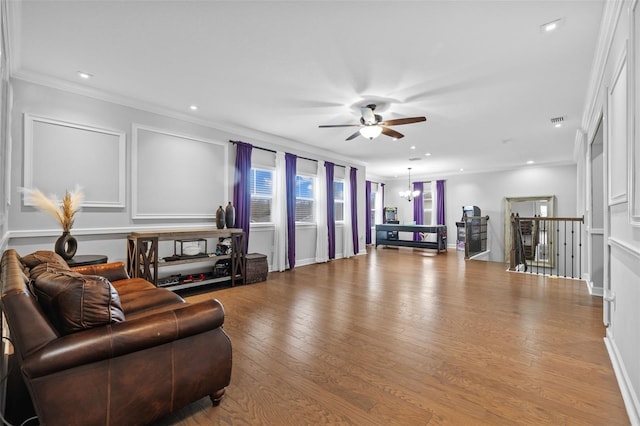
20, 186, 84, 232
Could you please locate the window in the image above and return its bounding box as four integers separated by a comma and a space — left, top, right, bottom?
295, 175, 315, 222
334, 181, 344, 221
423, 181, 433, 225
249, 168, 273, 223
370, 182, 378, 225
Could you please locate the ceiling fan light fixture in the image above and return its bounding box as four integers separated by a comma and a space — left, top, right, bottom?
359, 125, 383, 140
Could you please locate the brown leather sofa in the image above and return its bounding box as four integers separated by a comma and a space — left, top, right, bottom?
0, 249, 232, 425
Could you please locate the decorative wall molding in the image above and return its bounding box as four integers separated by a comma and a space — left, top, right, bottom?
609, 236, 640, 258
604, 336, 640, 425
0, 229, 8, 251
23, 113, 126, 207
629, 0, 640, 226
131, 124, 228, 219
607, 46, 628, 206
8, 223, 222, 238
581, 0, 625, 134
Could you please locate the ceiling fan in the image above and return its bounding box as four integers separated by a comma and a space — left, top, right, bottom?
319, 104, 426, 141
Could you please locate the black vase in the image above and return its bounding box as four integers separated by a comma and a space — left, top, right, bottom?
55, 231, 78, 260
225, 202, 235, 229
216, 206, 225, 229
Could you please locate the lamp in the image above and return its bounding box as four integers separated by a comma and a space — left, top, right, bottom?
399, 167, 420, 202
359, 125, 383, 140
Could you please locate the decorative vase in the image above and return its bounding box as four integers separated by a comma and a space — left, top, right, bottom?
225, 202, 235, 229
55, 231, 78, 260
216, 206, 225, 229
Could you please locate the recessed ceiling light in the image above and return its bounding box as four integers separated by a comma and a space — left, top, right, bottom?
424, 152, 432, 156
526, 160, 535, 165
554, 123, 562, 128
459, 168, 464, 172
541, 18, 562, 33
189, 105, 199, 111
77, 71, 92, 79
410, 145, 416, 150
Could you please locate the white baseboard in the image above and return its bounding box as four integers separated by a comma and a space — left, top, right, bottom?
604, 335, 640, 425
587, 281, 604, 297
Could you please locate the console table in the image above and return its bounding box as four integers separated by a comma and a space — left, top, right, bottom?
375, 224, 447, 253
127, 228, 246, 291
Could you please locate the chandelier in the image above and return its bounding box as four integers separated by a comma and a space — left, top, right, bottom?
399, 167, 420, 202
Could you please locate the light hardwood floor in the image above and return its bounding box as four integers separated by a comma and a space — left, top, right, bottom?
156, 247, 629, 425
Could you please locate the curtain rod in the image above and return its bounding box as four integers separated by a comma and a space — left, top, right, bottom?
229, 140, 346, 168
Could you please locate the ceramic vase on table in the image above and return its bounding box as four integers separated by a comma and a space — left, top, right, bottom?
55, 231, 78, 260
225, 202, 235, 229
216, 206, 226, 229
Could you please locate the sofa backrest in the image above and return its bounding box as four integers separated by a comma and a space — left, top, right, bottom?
0, 249, 59, 361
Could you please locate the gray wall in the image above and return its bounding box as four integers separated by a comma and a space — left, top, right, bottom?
6, 79, 367, 266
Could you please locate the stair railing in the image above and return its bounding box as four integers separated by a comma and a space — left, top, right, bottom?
509, 214, 584, 279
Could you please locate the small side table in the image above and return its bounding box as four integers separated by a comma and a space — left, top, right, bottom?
66, 255, 108, 267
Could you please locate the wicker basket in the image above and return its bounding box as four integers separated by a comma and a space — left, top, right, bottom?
245, 253, 268, 284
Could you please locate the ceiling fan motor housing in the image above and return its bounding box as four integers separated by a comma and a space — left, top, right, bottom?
319, 102, 426, 141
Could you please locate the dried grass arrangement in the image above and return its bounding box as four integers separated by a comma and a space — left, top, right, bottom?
20, 186, 84, 232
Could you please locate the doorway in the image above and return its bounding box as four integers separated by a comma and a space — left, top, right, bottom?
588, 120, 605, 296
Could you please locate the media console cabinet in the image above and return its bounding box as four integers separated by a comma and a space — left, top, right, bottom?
375, 224, 447, 253
127, 228, 246, 291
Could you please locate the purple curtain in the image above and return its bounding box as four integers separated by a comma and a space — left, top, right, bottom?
413, 181, 424, 241
233, 142, 252, 251
285, 153, 297, 269
350, 168, 359, 254
325, 162, 335, 259
436, 180, 446, 225
365, 180, 372, 245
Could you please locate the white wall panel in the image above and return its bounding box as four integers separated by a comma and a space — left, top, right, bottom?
24, 114, 126, 207
608, 241, 640, 423
607, 52, 628, 205
132, 124, 228, 219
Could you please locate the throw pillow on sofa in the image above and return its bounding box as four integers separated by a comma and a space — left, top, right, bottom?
33, 268, 125, 335
21, 250, 69, 270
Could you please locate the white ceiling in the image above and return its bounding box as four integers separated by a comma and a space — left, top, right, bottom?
7, 0, 604, 180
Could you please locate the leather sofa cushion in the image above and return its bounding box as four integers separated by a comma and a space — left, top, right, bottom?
33, 268, 125, 335
117, 286, 185, 316
21, 251, 69, 270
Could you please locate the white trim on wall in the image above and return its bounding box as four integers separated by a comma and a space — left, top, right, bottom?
607, 46, 628, 206
629, 0, 640, 226
131, 124, 228, 219
581, 0, 625, 131
23, 113, 126, 208
604, 335, 640, 425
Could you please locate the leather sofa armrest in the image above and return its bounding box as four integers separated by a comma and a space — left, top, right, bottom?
21, 298, 226, 378
71, 261, 130, 282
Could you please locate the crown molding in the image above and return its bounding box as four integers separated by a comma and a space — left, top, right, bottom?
580, 0, 625, 133
11, 71, 367, 170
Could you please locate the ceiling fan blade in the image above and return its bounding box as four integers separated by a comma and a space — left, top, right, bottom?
360, 106, 377, 125
381, 127, 404, 139
346, 130, 362, 141
379, 116, 426, 126
319, 124, 360, 128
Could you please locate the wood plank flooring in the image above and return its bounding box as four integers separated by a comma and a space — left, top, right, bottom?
156, 247, 629, 425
